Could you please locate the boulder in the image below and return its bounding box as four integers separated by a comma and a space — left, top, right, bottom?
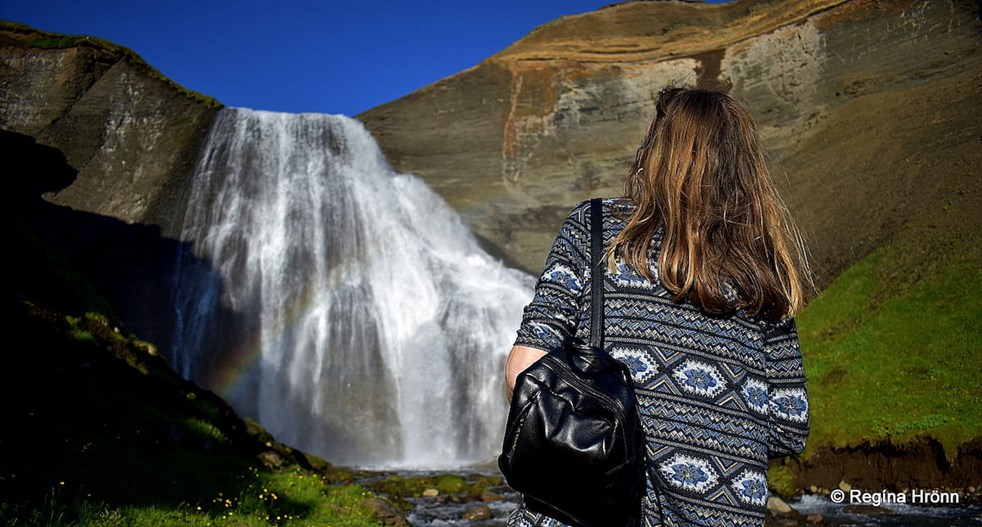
767, 495, 796, 515
364, 497, 409, 527
462, 505, 493, 521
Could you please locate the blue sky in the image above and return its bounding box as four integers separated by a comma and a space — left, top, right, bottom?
3, 1, 728, 116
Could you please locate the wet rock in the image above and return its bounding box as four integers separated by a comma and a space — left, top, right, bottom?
481, 490, 504, 502
767, 496, 796, 515
364, 497, 409, 527
463, 505, 492, 521
257, 450, 284, 469
805, 513, 824, 524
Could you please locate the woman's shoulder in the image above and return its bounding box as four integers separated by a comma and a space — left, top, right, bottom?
565, 197, 633, 223
734, 308, 798, 338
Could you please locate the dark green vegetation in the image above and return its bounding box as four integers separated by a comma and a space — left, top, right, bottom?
1, 300, 389, 527
0, 20, 221, 109
795, 183, 981, 457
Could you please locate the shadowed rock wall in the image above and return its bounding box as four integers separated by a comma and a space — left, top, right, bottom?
1, 24, 220, 348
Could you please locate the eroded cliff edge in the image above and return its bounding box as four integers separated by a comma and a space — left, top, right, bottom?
0, 22, 220, 232
358, 0, 982, 282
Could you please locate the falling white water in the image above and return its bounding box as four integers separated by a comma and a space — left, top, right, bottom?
171, 108, 533, 468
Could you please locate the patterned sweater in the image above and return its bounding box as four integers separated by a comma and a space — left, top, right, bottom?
510, 199, 809, 527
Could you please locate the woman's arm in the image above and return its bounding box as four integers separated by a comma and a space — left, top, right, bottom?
507, 201, 593, 401
764, 318, 810, 458
505, 345, 548, 401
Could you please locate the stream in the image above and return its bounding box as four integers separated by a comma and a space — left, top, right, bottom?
391, 474, 982, 527
787, 493, 982, 526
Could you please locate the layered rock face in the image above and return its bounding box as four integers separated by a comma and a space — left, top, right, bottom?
0, 25, 218, 232
359, 0, 982, 281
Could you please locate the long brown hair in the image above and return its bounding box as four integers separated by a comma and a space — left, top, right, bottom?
607, 87, 811, 320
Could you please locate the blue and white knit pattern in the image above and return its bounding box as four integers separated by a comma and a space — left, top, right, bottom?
510, 199, 809, 527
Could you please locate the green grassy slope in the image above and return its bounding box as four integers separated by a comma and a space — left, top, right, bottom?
796, 184, 981, 457
0, 301, 387, 527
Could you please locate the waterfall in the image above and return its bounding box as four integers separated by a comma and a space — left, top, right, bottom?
171, 108, 533, 468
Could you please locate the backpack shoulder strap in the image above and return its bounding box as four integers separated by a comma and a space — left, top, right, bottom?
589, 198, 604, 350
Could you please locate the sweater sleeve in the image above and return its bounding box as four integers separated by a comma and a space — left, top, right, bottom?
763, 317, 810, 458
513, 201, 592, 353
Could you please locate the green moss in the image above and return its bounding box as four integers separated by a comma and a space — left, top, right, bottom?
185, 417, 230, 445
68, 328, 95, 343
366, 472, 502, 510
301, 452, 357, 484
434, 474, 468, 493
767, 462, 796, 497
65, 315, 94, 343
26, 36, 78, 48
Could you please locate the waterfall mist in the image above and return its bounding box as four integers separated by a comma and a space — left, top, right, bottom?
171, 108, 532, 468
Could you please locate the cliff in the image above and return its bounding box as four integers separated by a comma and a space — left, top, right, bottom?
358, 0, 982, 281
1, 22, 222, 349
4, 2, 978, 283
0, 21, 219, 232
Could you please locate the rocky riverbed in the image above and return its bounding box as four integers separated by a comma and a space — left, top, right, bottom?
360, 469, 982, 526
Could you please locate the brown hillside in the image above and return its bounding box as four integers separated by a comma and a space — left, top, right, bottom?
358, 0, 982, 283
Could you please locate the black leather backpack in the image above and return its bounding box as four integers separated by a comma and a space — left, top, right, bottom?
499, 198, 645, 527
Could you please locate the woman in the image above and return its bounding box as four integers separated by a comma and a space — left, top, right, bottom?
505, 87, 811, 527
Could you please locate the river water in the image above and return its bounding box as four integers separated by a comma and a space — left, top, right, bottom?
400, 478, 982, 526
789, 493, 982, 526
